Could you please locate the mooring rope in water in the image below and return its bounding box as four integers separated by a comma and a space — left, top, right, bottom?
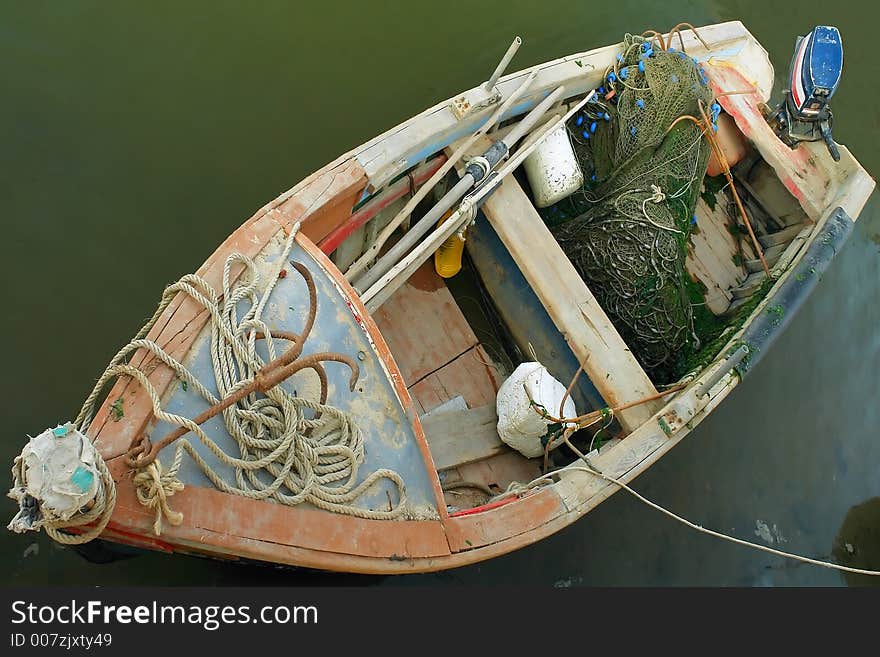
511, 350, 880, 577
503, 433, 880, 577
14, 222, 406, 543
568, 461, 880, 577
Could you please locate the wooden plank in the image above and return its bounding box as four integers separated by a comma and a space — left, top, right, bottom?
433, 343, 502, 402
686, 194, 747, 314
106, 459, 451, 560
742, 159, 813, 227
372, 261, 479, 384
745, 243, 785, 273
454, 450, 543, 496
331, 222, 367, 272
759, 222, 805, 248
420, 404, 504, 471
409, 344, 502, 414
708, 63, 834, 221
408, 376, 446, 414
447, 137, 659, 433
445, 487, 564, 552
420, 394, 468, 419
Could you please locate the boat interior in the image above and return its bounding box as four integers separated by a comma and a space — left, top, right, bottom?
318, 94, 814, 516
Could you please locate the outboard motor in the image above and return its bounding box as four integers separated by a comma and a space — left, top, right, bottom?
767, 25, 843, 161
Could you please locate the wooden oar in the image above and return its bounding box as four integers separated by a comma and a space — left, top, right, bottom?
361, 90, 596, 312
352, 82, 565, 294
344, 68, 539, 283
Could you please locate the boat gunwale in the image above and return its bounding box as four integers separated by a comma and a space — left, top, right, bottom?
348, 21, 768, 191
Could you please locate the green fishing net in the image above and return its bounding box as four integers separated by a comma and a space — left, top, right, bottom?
551, 34, 717, 381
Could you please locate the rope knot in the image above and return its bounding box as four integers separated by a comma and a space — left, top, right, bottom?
125, 434, 153, 468
133, 459, 184, 536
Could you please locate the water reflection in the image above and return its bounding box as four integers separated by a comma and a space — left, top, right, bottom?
831, 498, 880, 587
2, 1, 878, 588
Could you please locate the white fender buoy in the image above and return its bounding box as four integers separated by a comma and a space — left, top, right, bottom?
495, 362, 577, 458
7, 423, 101, 534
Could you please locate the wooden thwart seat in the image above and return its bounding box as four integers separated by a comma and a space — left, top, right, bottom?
446, 137, 661, 433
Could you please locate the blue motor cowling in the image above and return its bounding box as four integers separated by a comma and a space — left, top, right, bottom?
767, 26, 843, 161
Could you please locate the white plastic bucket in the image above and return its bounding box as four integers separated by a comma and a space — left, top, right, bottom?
523, 125, 584, 208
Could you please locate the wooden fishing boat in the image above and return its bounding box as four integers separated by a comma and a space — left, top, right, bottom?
9, 21, 874, 573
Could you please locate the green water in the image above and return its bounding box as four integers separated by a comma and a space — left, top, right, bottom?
2, 1, 878, 586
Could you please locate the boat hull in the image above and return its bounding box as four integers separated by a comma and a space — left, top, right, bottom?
67, 22, 873, 574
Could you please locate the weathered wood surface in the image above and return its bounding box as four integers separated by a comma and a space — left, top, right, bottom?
105, 458, 451, 561
372, 261, 479, 383
687, 193, 752, 314
420, 404, 503, 471
372, 259, 503, 416
708, 62, 874, 222
444, 486, 564, 552
277, 159, 367, 244
408, 344, 502, 414
447, 137, 660, 433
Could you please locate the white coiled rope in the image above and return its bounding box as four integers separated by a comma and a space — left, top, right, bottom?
23, 224, 406, 541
